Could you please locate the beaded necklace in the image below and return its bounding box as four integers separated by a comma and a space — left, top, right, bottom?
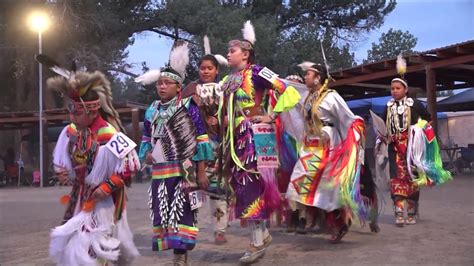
386, 96, 414, 136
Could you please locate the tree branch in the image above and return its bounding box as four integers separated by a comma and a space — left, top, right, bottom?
107, 67, 138, 78
147, 29, 197, 45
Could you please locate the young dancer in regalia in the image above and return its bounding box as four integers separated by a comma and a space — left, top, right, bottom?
219, 21, 300, 263
43, 56, 140, 265
135, 43, 213, 265
377, 55, 451, 226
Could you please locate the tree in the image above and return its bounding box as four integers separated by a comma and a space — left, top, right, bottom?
365, 28, 418, 63
0, 0, 397, 110
142, 0, 395, 78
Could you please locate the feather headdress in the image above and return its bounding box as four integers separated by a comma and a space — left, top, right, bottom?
135, 42, 190, 85
134, 69, 161, 86
37, 54, 125, 132
203, 35, 228, 66
168, 42, 189, 80
242, 20, 256, 45
298, 61, 318, 72
36, 54, 71, 78
228, 20, 256, 50
396, 54, 407, 76
203, 35, 211, 55
392, 54, 408, 88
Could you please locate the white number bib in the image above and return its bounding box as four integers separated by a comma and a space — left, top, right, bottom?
258, 67, 279, 84
106, 132, 137, 159
189, 190, 205, 210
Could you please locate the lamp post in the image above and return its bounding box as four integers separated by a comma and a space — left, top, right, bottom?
29, 12, 49, 188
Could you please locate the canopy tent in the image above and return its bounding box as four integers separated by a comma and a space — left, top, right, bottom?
347, 96, 447, 118
437, 88, 474, 112
347, 96, 391, 116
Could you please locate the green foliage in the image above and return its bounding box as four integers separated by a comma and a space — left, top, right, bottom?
366, 28, 418, 63
0, 0, 397, 107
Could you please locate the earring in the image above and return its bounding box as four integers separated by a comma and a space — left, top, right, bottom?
313, 79, 320, 86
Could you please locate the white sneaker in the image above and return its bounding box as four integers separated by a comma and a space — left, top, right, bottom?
239, 244, 266, 264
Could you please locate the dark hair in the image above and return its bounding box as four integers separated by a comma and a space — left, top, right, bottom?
198, 54, 219, 69
247, 49, 256, 64
310, 64, 329, 83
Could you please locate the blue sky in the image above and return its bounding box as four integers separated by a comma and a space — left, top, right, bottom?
126, 0, 474, 74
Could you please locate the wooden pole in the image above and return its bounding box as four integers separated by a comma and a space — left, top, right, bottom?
425, 66, 438, 134
131, 108, 140, 144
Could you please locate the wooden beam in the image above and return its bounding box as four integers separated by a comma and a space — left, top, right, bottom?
456, 46, 474, 54
332, 54, 474, 87
436, 50, 456, 58
425, 66, 438, 134
446, 64, 474, 71
361, 66, 374, 74
350, 83, 425, 91
408, 55, 437, 64
334, 71, 354, 78
384, 60, 395, 69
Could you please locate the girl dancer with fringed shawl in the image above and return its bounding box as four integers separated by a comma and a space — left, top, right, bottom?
376, 55, 451, 227
285, 62, 366, 243
182, 36, 230, 245
219, 21, 300, 264
135, 42, 213, 265
41, 55, 140, 265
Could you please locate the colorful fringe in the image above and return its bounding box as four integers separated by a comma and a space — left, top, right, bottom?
258, 167, 281, 212
152, 224, 198, 251
408, 119, 452, 187
328, 118, 366, 219
152, 162, 184, 180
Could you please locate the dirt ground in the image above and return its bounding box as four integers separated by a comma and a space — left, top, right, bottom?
1, 174, 473, 266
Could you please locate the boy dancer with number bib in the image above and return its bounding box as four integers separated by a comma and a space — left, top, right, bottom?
135, 42, 213, 265
40, 55, 140, 265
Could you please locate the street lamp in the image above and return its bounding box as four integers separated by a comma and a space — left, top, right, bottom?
29, 11, 50, 188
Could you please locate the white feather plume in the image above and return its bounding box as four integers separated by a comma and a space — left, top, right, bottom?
203, 35, 211, 55
214, 54, 229, 66
242, 20, 256, 45
396, 54, 407, 76
298, 61, 316, 71
169, 42, 190, 79
134, 69, 161, 85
